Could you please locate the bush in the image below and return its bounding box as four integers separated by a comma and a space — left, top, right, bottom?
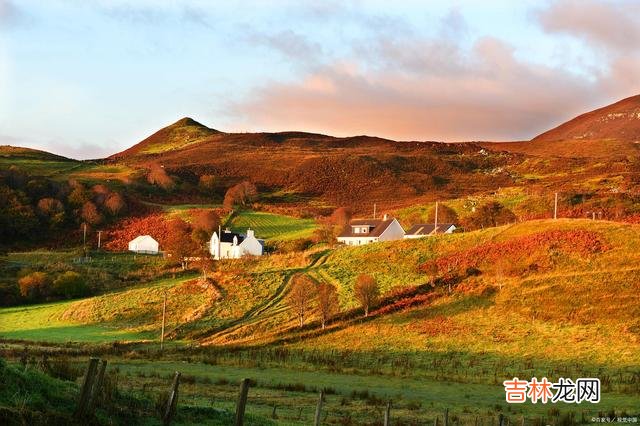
18, 272, 50, 300
52, 271, 88, 299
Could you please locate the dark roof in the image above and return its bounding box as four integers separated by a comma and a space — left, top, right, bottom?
337, 218, 395, 238
405, 223, 455, 235
219, 231, 245, 244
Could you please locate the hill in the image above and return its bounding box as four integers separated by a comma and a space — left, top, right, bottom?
107, 118, 520, 211
532, 94, 640, 144
0, 145, 73, 162
110, 117, 221, 158
483, 95, 640, 158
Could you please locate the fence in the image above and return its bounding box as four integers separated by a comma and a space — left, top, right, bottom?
73, 357, 548, 426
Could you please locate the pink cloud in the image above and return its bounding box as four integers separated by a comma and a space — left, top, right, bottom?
227, 36, 598, 142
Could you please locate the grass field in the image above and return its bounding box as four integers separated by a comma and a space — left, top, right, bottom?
0, 274, 199, 343
1, 219, 639, 423
229, 211, 317, 241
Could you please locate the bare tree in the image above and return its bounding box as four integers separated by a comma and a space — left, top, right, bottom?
354, 274, 379, 317
288, 275, 315, 327
316, 282, 339, 329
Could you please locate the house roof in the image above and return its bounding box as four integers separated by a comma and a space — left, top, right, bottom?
405, 223, 455, 235
337, 218, 395, 238
218, 231, 245, 244
129, 235, 158, 244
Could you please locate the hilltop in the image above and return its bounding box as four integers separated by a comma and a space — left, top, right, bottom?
110, 117, 221, 159
483, 94, 640, 158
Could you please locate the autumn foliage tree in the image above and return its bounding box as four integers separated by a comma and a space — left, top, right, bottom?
223, 181, 258, 210
18, 271, 50, 300
316, 282, 339, 329
198, 174, 216, 195
426, 203, 458, 224
164, 219, 196, 269
81, 201, 103, 225
354, 274, 379, 317
104, 193, 127, 216
464, 201, 516, 230
288, 274, 315, 327
147, 163, 175, 190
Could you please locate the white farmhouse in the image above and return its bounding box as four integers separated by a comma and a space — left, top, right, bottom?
337, 215, 405, 246
210, 228, 264, 260
128, 235, 160, 254
404, 223, 456, 239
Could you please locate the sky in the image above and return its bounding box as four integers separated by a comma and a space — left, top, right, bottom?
1, 0, 640, 159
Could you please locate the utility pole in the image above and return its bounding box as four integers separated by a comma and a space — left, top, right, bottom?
97, 231, 102, 250
83, 223, 87, 258
217, 225, 222, 260
434, 201, 439, 232
554, 192, 558, 220
160, 291, 167, 351
373, 203, 377, 219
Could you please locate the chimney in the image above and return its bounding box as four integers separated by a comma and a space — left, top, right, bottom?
247, 228, 254, 238
383, 213, 388, 221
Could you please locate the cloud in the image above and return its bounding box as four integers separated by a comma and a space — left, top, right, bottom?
245, 29, 323, 62
0, 0, 25, 28
537, 0, 640, 52
99, 2, 211, 28
227, 31, 598, 141
224, 2, 640, 142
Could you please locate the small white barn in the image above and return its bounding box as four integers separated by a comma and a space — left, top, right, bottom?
336, 215, 405, 246
128, 235, 160, 254
210, 228, 264, 260
404, 223, 456, 239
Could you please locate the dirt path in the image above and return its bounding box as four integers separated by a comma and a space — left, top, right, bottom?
201, 249, 333, 343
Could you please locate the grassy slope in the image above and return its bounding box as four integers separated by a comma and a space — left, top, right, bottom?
1, 219, 639, 420
229, 211, 317, 241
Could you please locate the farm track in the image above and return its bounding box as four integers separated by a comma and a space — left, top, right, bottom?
202, 250, 333, 343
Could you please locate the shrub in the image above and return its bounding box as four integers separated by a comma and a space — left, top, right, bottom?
18, 272, 50, 300
52, 271, 88, 298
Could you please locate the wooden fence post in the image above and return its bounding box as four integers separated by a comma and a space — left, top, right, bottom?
234, 378, 250, 426
87, 359, 108, 414
76, 357, 99, 418
383, 400, 391, 426
314, 390, 324, 426
163, 371, 181, 426
444, 408, 449, 426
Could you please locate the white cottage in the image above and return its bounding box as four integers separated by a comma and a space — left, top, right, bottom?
128, 235, 159, 254
209, 228, 264, 260
336, 215, 405, 246
403, 223, 456, 239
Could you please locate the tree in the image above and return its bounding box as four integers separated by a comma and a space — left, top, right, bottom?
316, 282, 339, 329
67, 182, 89, 207
18, 272, 50, 300
329, 207, 352, 227
223, 181, 258, 210
192, 209, 220, 234
464, 201, 516, 230
104, 193, 127, 216
288, 275, 315, 327
164, 219, 196, 269
147, 163, 175, 190
354, 274, 379, 317
198, 174, 216, 195
426, 203, 458, 224
52, 271, 87, 298
81, 201, 103, 225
